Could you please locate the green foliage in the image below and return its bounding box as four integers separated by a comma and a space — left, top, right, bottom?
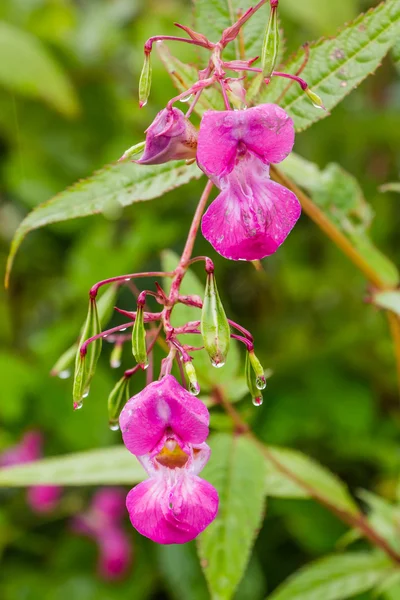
373, 291, 400, 316
266, 552, 396, 600
258, 1, 400, 130
197, 433, 267, 600
0, 21, 79, 117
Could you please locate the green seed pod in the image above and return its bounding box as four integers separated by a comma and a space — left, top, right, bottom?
72, 297, 102, 408
245, 352, 263, 407
248, 350, 267, 390
201, 272, 230, 368
261, 3, 280, 79
110, 343, 123, 369
139, 52, 152, 108
131, 304, 148, 369
304, 88, 326, 110
184, 361, 200, 396
108, 375, 131, 430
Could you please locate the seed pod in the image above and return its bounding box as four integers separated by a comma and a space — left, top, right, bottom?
108, 375, 131, 430
139, 52, 152, 108
131, 304, 148, 369
248, 350, 267, 390
261, 2, 280, 79
245, 352, 263, 406
201, 272, 230, 368
304, 88, 326, 110
73, 297, 102, 408
110, 343, 123, 369
184, 361, 200, 396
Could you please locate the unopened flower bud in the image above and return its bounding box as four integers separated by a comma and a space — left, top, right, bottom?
131, 304, 148, 369
245, 352, 263, 406
108, 375, 131, 430
184, 361, 200, 396
136, 107, 197, 165
261, 2, 280, 79
201, 272, 230, 368
73, 297, 102, 408
139, 52, 152, 108
248, 350, 267, 390
304, 87, 326, 110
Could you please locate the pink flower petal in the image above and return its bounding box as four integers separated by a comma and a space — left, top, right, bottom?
201, 155, 301, 261
27, 485, 62, 513
126, 472, 218, 544
0, 431, 42, 467
197, 104, 295, 178
97, 527, 132, 580
120, 375, 209, 456
92, 488, 126, 522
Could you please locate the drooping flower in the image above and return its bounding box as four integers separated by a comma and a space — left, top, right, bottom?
135, 107, 198, 165
71, 488, 132, 580
119, 375, 219, 544
0, 431, 61, 513
197, 103, 301, 261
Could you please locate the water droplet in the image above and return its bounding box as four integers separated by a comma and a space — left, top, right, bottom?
109, 421, 120, 431
180, 93, 193, 103
124, 277, 131, 281
103, 334, 108, 338
120, 328, 127, 332
189, 382, 200, 396
211, 360, 225, 369
340, 81, 347, 87
252, 396, 263, 407
83, 388, 90, 399
256, 376, 267, 390
73, 400, 83, 410
58, 369, 71, 380
110, 359, 121, 369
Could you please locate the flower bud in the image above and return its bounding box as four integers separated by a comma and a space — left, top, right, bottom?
201, 272, 230, 368
184, 361, 200, 396
131, 304, 148, 369
108, 375, 131, 430
304, 88, 326, 110
136, 107, 197, 165
72, 297, 102, 407
245, 352, 263, 406
261, 2, 280, 79
248, 350, 267, 390
139, 52, 152, 108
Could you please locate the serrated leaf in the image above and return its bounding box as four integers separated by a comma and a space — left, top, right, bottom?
6, 159, 202, 287
267, 552, 395, 600
193, 0, 269, 61
265, 446, 360, 515
279, 153, 399, 287
0, 21, 79, 117
0, 446, 145, 487
258, 1, 400, 131
373, 291, 400, 316
197, 433, 266, 600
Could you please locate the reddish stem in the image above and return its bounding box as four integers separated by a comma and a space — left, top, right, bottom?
90, 272, 173, 299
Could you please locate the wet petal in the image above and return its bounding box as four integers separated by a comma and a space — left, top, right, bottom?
126, 472, 218, 544
120, 375, 209, 456
201, 156, 301, 261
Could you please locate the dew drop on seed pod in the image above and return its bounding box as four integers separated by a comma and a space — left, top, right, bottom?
211, 360, 225, 369
73, 400, 83, 410
58, 370, 71, 379
256, 376, 267, 390
82, 388, 90, 399
252, 396, 263, 407
109, 421, 120, 431
189, 382, 201, 396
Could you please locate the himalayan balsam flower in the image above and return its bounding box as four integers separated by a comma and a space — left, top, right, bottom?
136, 107, 198, 165
119, 375, 219, 544
0, 431, 61, 513
197, 103, 301, 261
71, 488, 132, 580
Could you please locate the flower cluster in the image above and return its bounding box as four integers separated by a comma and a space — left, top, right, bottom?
119, 375, 219, 544
71, 488, 132, 579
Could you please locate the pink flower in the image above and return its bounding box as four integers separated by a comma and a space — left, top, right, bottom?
197, 104, 301, 261
71, 488, 132, 580
119, 375, 219, 544
136, 107, 198, 165
0, 431, 61, 514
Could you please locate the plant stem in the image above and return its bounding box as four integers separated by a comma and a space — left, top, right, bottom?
387, 312, 400, 395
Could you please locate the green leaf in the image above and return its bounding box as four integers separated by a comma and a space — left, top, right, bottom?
6, 159, 202, 287
197, 433, 266, 600
279, 153, 399, 287
373, 291, 400, 316
0, 21, 79, 117
258, 1, 400, 131
0, 446, 145, 487
193, 0, 269, 61
358, 490, 400, 553
264, 446, 360, 515
266, 552, 395, 600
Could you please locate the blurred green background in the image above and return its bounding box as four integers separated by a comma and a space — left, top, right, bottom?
0, 0, 399, 598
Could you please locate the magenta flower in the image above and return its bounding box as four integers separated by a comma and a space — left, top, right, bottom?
0, 431, 61, 514
119, 375, 219, 544
197, 104, 301, 261
71, 488, 132, 580
135, 107, 198, 165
